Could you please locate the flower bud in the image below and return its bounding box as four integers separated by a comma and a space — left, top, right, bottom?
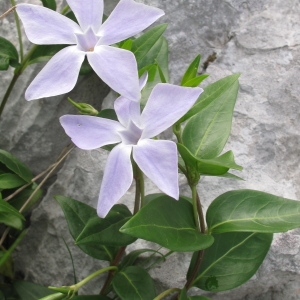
68, 98, 98, 116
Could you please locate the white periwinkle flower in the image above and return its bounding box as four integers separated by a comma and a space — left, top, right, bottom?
60, 78, 203, 217
16, 0, 164, 101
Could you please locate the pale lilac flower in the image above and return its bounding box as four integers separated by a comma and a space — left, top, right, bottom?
60, 79, 203, 217
16, 0, 164, 101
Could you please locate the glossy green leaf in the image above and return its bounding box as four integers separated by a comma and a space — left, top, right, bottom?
182, 74, 240, 158
76, 205, 136, 247
178, 143, 242, 177
40, 0, 56, 10
112, 266, 156, 300
27, 45, 66, 65
55, 196, 118, 261
0, 173, 27, 189
120, 195, 214, 252
132, 23, 167, 66
181, 55, 201, 85
180, 74, 240, 123
0, 149, 33, 182
13, 281, 56, 300
183, 75, 209, 87
207, 189, 300, 234
191, 232, 272, 292
0, 36, 19, 70
0, 199, 25, 229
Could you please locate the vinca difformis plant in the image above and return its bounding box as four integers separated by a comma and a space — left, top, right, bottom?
0, 0, 300, 299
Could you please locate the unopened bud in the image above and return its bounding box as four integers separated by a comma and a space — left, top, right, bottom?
68, 98, 98, 116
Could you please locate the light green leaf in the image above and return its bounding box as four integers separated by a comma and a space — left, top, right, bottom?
0, 173, 27, 189
13, 281, 56, 300
182, 74, 240, 158
191, 232, 272, 292
181, 54, 201, 85
120, 195, 214, 252
180, 74, 240, 123
75, 205, 136, 247
0, 199, 25, 230
183, 75, 209, 88
112, 266, 156, 300
207, 189, 300, 234
40, 0, 56, 10
0, 36, 19, 70
0, 149, 33, 182
55, 195, 118, 261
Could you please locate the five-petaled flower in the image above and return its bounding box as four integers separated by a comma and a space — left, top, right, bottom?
60, 76, 203, 217
16, 0, 164, 101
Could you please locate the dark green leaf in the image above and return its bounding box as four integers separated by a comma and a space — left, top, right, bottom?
0, 149, 33, 182
120, 195, 214, 252
0, 36, 19, 70
112, 266, 156, 300
0, 199, 25, 230
13, 281, 56, 300
191, 232, 272, 292
76, 205, 136, 247
27, 45, 66, 65
73, 296, 112, 300
40, 0, 56, 10
132, 24, 167, 66
183, 75, 209, 88
181, 55, 201, 85
179, 288, 211, 300
0, 173, 27, 189
180, 74, 240, 123
207, 189, 300, 234
0, 250, 14, 278
97, 109, 118, 121
79, 58, 93, 75
55, 195, 118, 261
182, 74, 240, 158
178, 143, 242, 177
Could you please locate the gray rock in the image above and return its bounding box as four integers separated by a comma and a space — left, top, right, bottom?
1, 0, 300, 299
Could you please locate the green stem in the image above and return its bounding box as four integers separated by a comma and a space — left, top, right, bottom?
60, 5, 70, 15
154, 288, 181, 300
173, 122, 183, 144
133, 161, 144, 213
191, 184, 201, 232
10, 0, 23, 61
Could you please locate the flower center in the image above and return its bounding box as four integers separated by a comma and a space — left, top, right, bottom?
119, 121, 143, 146
75, 27, 100, 52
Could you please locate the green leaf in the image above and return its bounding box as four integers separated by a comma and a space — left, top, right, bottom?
0, 149, 33, 182
191, 232, 272, 292
178, 143, 242, 177
9, 184, 43, 213
179, 288, 211, 300
97, 109, 118, 121
55, 195, 118, 261
112, 266, 156, 300
181, 55, 201, 85
132, 24, 167, 67
180, 74, 240, 123
120, 195, 214, 252
13, 281, 56, 300
0, 36, 19, 70
76, 205, 136, 247
182, 74, 240, 158
0, 198, 25, 230
0, 173, 27, 189
40, 0, 56, 10
183, 75, 209, 88
27, 45, 66, 65
73, 296, 112, 300
120, 39, 133, 51
207, 189, 300, 234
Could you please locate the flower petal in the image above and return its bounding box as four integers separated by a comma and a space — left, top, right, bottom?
114, 97, 141, 128
139, 72, 148, 90
98, 144, 133, 217
16, 4, 80, 44
66, 0, 103, 32
87, 45, 140, 102
133, 139, 179, 199
25, 46, 85, 100
60, 115, 123, 150
98, 0, 164, 45
141, 84, 203, 139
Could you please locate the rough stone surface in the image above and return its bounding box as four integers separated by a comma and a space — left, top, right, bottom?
1, 0, 300, 299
